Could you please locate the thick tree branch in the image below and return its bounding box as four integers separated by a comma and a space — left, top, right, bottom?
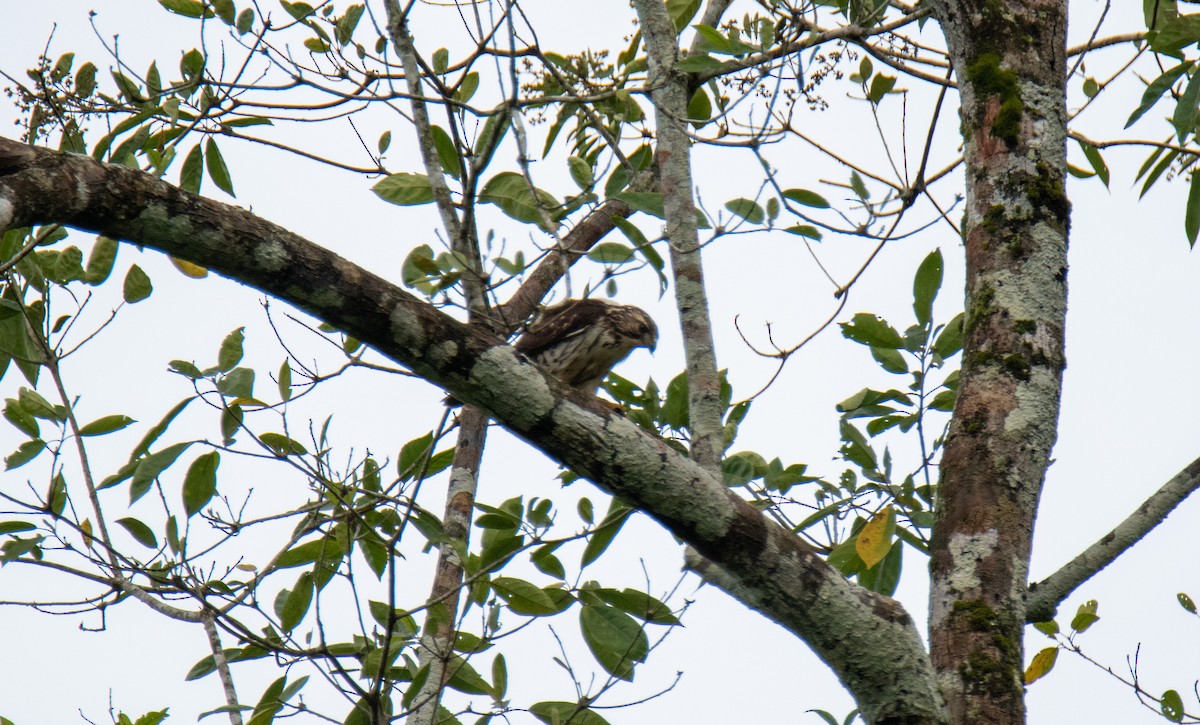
1027, 455, 1200, 622
928, 0, 1069, 720
0, 137, 943, 724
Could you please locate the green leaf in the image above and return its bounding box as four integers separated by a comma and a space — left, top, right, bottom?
276, 573, 313, 633
116, 517, 158, 548
372, 173, 435, 206
1187, 171, 1200, 248
217, 367, 255, 398
433, 48, 449, 74
849, 170, 870, 199
303, 37, 331, 54
1178, 592, 1197, 613
693, 25, 733, 54
491, 577, 561, 616
582, 498, 633, 566
1077, 140, 1109, 188
204, 138, 235, 196
1070, 599, 1099, 633
687, 87, 712, 127
725, 198, 765, 224
430, 125, 462, 180
531, 545, 566, 579
249, 674, 287, 725
480, 172, 559, 230
259, 432, 307, 456
130, 398, 193, 461
85, 236, 119, 284
75, 62, 98, 97
840, 313, 904, 348
180, 144, 203, 194
211, 0, 235, 24
218, 327, 245, 371
236, 8, 255, 34
335, 4, 365, 45
932, 313, 965, 358
782, 188, 830, 208
4, 399, 39, 438
182, 450, 220, 516
673, 54, 725, 73
445, 655, 492, 696
667, 0, 702, 31
530, 702, 611, 725
912, 248, 943, 326
130, 441, 193, 503
595, 587, 679, 625
45, 473, 67, 515
871, 346, 908, 374
1127, 62, 1190, 128
1173, 68, 1200, 143
1162, 690, 1185, 722
783, 224, 822, 240
867, 74, 896, 103
275, 539, 331, 569
587, 243, 634, 265
0, 521, 35, 535
580, 603, 647, 681
6, 439, 45, 470
159, 0, 211, 18
123, 265, 153, 303
79, 414, 135, 437
567, 156, 594, 190
454, 72, 480, 103
278, 360, 292, 402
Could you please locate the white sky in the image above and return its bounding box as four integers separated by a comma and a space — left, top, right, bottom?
2, 2, 1199, 724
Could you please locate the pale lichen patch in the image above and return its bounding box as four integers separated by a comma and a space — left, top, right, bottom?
0, 196, 13, 229
947, 529, 999, 592
389, 304, 426, 351
473, 346, 554, 427
425, 339, 459, 368
253, 238, 289, 271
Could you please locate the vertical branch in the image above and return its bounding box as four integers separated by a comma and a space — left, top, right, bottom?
203, 613, 245, 725
384, 0, 486, 315
928, 0, 1070, 721
384, 6, 492, 721
408, 407, 487, 725
632, 0, 724, 473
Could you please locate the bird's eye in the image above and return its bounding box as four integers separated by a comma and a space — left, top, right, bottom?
638, 324, 649, 335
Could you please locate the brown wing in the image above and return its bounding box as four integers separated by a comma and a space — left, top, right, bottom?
515, 299, 612, 358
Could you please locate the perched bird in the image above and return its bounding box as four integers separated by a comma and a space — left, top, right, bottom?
514, 298, 658, 395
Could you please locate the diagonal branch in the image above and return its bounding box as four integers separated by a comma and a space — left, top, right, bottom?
0, 136, 944, 724
1027, 455, 1200, 622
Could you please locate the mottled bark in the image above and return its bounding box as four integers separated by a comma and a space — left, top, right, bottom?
1027, 454, 1200, 622
633, 0, 725, 473
0, 136, 944, 724
927, 1, 1069, 722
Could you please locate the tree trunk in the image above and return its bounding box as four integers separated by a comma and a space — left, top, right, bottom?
928, 1, 1069, 721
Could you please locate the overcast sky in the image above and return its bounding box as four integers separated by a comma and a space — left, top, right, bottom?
2, 2, 1200, 724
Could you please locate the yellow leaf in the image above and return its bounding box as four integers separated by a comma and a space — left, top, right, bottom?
855, 506, 893, 569
1024, 646, 1058, 684
80, 518, 94, 549
170, 256, 209, 278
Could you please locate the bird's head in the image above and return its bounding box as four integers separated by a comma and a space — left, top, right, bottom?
615, 305, 658, 353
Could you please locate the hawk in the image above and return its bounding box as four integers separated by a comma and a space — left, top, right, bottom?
514, 298, 658, 395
